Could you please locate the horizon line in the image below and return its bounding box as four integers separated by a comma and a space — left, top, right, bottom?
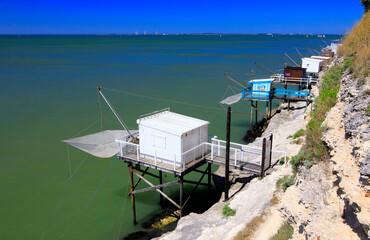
0, 33, 342, 36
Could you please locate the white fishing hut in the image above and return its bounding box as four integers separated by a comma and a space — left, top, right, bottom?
329, 43, 341, 54
301, 57, 324, 74
137, 110, 209, 166
310, 55, 330, 65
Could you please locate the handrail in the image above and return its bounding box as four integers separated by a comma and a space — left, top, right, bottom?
242, 89, 271, 100
116, 137, 287, 171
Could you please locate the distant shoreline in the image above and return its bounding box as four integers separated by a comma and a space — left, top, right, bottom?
0, 33, 342, 36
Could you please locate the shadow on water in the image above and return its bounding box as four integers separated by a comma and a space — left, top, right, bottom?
123, 179, 221, 240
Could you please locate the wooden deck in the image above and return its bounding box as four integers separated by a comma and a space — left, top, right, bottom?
119, 152, 262, 176
119, 153, 210, 176
207, 156, 261, 174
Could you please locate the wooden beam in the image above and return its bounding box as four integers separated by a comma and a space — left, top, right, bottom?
131, 169, 181, 209
129, 164, 137, 224
131, 180, 179, 195
128, 167, 149, 196
133, 166, 160, 179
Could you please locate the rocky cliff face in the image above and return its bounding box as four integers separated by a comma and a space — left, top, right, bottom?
280, 58, 370, 240
157, 58, 369, 240
339, 68, 370, 177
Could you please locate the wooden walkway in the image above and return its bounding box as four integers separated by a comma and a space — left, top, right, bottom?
207, 156, 261, 174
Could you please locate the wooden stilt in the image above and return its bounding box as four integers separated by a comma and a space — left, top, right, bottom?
250, 101, 253, 129
269, 100, 272, 118
284, 83, 287, 100
129, 163, 137, 224
208, 163, 212, 190
159, 171, 163, 207
179, 176, 184, 217
224, 106, 231, 201
265, 101, 268, 119
255, 101, 258, 125
260, 138, 266, 179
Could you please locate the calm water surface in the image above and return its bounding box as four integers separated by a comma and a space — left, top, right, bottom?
0, 34, 339, 239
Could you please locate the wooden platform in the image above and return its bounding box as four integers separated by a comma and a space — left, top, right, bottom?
119, 153, 210, 176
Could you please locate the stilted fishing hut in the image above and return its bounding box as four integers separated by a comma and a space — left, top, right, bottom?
63, 88, 281, 224
242, 79, 274, 127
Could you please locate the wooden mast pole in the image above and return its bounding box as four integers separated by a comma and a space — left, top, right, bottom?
224, 106, 231, 201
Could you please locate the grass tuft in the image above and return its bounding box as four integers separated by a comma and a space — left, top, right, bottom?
277, 176, 295, 192
271, 221, 294, 240
287, 129, 305, 139
338, 11, 370, 77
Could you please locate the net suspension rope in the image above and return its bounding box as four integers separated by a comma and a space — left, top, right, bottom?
60, 156, 118, 238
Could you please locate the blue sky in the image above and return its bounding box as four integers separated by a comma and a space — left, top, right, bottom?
0, 0, 364, 34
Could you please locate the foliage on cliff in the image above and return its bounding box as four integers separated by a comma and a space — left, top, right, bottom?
338, 11, 370, 76
291, 58, 353, 169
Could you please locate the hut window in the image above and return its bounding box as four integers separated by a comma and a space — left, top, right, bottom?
153, 135, 166, 149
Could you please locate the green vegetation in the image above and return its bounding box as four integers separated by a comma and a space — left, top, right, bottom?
277, 176, 296, 192
304, 159, 313, 168
287, 129, 305, 139
292, 138, 303, 145
234, 215, 264, 240
361, 0, 369, 12
271, 221, 294, 240
338, 11, 369, 77
367, 103, 370, 115
279, 157, 286, 165
290, 152, 304, 172
289, 58, 354, 171
222, 204, 236, 217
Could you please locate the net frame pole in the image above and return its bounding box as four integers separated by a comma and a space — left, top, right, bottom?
97, 86, 134, 139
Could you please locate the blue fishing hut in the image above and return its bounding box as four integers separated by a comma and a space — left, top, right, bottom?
242, 79, 274, 128
241, 78, 311, 129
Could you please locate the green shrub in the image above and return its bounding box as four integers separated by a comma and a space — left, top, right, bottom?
367, 104, 370, 116
277, 176, 296, 192
279, 157, 285, 165
290, 152, 304, 172
304, 159, 313, 168
271, 221, 294, 240
222, 204, 236, 217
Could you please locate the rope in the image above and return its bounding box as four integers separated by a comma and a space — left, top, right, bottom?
40, 177, 72, 239
60, 157, 118, 238
71, 119, 100, 138
67, 145, 72, 179
100, 87, 223, 111
115, 174, 130, 240
71, 154, 89, 177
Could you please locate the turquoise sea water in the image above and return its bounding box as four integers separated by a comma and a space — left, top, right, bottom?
0, 34, 339, 239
